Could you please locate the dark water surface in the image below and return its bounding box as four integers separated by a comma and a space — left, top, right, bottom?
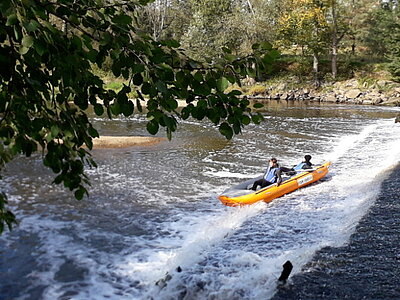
273, 164, 400, 300
1, 102, 400, 299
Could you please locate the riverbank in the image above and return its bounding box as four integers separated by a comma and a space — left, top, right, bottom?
242, 77, 400, 106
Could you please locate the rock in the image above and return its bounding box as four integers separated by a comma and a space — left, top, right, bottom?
324, 94, 338, 102
366, 91, 381, 98
345, 89, 362, 99
377, 80, 388, 87
308, 91, 317, 99
273, 93, 280, 100
345, 78, 358, 88
362, 99, 374, 105
395, 115, 400, 123
393, 87, 400, 94
277, 83, 287, 90
381, 97, 400, 106
278, 261, 293, 282
333, 81, 343, 88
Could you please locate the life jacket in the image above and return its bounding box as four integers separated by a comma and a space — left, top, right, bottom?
293, 162, 306, 170
263, 167, 279, 183
294, 162, 312, 170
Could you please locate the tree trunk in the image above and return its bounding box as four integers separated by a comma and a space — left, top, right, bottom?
331, 0, 338, 79
332, 40, 338, 79
313, 52, 320, 87
246, 0, 255, 15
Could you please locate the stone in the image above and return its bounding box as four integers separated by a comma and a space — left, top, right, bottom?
377, 80, 388, 87
345, 89, 362, 99
345, 79, 358, 88
362, 99, 374, 105
277, 83, 287, 91
366, 91, 381, 98
278, 261, 293, 282
381, 97, 400, 106
324, 94, 337, 102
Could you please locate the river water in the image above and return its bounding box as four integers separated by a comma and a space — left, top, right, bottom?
1, 102, 400, 299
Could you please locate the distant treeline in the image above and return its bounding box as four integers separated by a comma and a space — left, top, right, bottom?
135, 0, 400, 82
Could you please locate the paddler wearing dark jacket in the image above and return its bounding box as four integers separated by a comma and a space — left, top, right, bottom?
251, 158, 283, 191
293, 155, 313, 170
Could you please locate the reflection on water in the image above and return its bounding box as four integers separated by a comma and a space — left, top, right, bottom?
1, 102, 400, 299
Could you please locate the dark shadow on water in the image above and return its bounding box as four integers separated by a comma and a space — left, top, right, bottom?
272, 164, 400, 299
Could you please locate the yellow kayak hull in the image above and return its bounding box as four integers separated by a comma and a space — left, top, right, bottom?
219, 162, 331, 207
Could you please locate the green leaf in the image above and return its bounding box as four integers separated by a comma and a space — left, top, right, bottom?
51, 125, 59, 138
146, 120, 159, 135
141, 82, 151, 95
34, 40, 47, 56
88, 126, 99, 138
132, 73, 143, 86
224, 54, 236, 62
19, 46, 29, 55
219, 122, 233, 140
6, 14, 18, 26
194, 71, 203, 82
260, 41, 273, 50
162, 39, 180, 48
94, 104, 104, 116
22, 35, 34, 48
24, 20, 39, 32
251, 113, 264, 124
216, 77, 229, 92
74, 187, 86, 200
121, 100, 134, 117
155, 80, 167, 93
112, 14, 132, 25
253, 103, 264, 109
221, 47, 232, 54
132, 64, 145, 74
242, 115, 251, 125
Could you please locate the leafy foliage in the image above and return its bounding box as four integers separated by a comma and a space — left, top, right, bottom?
360, 2, 400, 81
0, 0, 278, 232
277, 0, 330, 55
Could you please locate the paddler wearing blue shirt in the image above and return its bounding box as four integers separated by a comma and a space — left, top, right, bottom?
251, 157, 283, 191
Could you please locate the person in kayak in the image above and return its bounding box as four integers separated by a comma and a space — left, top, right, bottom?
293, 155, 313, 171
251, 158, 283, 190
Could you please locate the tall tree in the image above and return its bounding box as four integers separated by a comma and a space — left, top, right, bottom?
277, 0, 330, 84
0, 0, 277, 233
326, 0, 351, 79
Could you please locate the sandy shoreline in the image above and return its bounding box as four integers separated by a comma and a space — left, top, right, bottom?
92, 136, 166, 148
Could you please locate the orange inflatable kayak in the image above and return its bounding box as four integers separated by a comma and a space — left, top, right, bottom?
219, 162, 331, 206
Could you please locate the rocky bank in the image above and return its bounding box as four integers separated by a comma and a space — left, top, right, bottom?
247, 78, 400, 106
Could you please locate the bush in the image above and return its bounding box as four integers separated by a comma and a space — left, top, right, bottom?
388, 56, 400, 82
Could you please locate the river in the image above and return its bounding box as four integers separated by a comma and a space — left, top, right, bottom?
1, 102, 400, 299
